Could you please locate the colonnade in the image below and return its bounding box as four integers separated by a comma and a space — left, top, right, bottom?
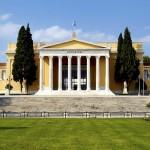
39, 55, 110, 92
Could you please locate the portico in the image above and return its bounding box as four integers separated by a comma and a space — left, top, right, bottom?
36, 38, 114, 95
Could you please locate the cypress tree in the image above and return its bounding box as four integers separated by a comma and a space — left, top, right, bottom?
115, 33, 123, 81
12, 24, 36, 93
115, 27, 140, 90
122, 27, 140, 86
12, 26, 26, 92
24, 24, 36, 93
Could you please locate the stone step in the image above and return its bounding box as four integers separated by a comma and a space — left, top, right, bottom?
0, 96, 150, 112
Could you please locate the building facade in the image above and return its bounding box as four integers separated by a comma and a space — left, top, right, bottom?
0, 35, 144, 95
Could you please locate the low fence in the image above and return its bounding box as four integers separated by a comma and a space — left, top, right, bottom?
0, 111, 150, 118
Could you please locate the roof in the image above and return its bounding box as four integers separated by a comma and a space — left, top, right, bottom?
41, 38, 108, 49
0, 63, 6, 69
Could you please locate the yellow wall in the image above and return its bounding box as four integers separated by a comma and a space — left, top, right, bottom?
100, 56, 105, 88
28, 56, 40, 92
0, 40, 145, 94
44, 56, 49, 88
0, 80, 7, 92
0, 53, 40, 93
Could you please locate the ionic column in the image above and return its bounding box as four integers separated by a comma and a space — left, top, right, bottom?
58, 56, 62, 91
87, 56, 91, 91
68, 56, 72, 91
96, 56, 100, 91
49, 56, 53, 91
105, 56, 110, 91
39, 56, 43, 91
77, 56, 81, 91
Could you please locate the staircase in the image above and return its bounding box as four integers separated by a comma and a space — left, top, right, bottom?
0, 96, 150, 112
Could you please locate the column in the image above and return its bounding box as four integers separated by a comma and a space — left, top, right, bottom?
49, 56, 53, 91
86, 56, 91, 91
68, 56, 72, 91
58, 56, 62, 91
77, 56, 81, 91
39, 56, 43, 91
96, 56, 100, 91
105, 56, 110, 91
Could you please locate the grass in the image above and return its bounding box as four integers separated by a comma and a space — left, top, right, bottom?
0, 118, 149, 150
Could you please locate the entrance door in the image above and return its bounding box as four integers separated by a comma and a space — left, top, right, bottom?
81, 65, 87, 90
62, 65, 68, 90
62, 64, 87, 90
72, 65, 77, 90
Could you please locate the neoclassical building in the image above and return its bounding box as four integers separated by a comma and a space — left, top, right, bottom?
0, 33, 144, 95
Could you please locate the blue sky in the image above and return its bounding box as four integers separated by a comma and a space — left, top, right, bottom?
0, 0, 150, 61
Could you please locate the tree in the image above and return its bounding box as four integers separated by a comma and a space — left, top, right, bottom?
12, 24, 36, 93
115, 33, 123, 81
12, 26, 26, 92
24, 24, 36, 93
115, 27, 140, 91
143, 56, 150, 63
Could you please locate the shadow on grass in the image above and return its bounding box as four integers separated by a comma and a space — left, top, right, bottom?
144, 118, 150, 121
0, 126, 29, 130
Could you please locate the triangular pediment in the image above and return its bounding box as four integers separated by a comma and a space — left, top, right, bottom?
42, 38, 106, 49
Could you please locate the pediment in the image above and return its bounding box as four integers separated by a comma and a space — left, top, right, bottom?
42, 38, 106, 49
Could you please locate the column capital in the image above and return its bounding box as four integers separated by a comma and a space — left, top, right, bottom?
40, 56, 44, 59
96, 55, 100, 59
105, 55, 110, 59
86, 55, 91, 59
77, 56, 81, 60
49, 56, 53, 59
58, 56, 63, 59
67, 55, 72, 59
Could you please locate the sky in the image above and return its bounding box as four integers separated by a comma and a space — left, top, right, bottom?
0, 0, 150, 62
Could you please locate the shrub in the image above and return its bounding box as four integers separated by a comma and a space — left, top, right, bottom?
146, 102, 150, 108
5, 84, 13, 90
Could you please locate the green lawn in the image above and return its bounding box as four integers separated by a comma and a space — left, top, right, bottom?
0, 119, 149, 150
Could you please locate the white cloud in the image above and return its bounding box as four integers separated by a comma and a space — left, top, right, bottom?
80, 32, 115, 42
33, 25, 115, 43
0, 22, 20, 39
0, 23, 116, 50
138, 35, 150, 43
0, 13, 12, 21
33, 26, 72, 42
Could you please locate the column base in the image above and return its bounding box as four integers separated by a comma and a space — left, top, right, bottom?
86, 88, 91, 91
104, 89, 114, 95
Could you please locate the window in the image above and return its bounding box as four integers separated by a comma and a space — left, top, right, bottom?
144, 70, 150, 80
1, 70, 6, 80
